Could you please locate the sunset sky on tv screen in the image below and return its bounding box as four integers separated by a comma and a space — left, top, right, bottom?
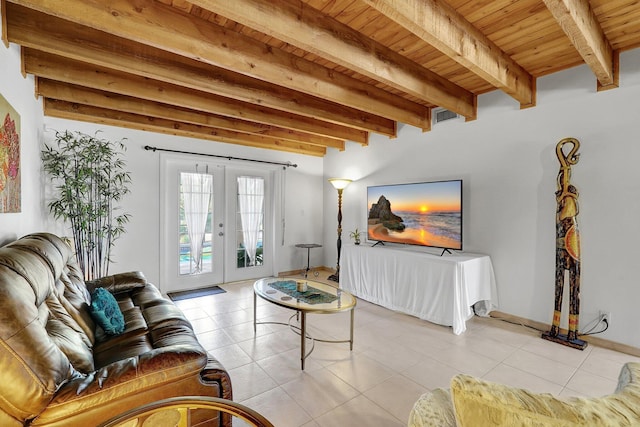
367, 180, 461, 213
367, 180, 462, 249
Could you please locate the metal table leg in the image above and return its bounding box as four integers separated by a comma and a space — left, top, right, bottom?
304, 247, 311, 278
350, 308, 354, 351
300, 311, 306, 370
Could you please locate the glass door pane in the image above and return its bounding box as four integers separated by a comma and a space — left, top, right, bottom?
179, 172, 213, 275
235, 176, 264, 269
224, 168, 272, 282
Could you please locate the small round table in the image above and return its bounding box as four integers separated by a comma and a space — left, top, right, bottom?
253, 277, 356, 370
295, 243, 322, 278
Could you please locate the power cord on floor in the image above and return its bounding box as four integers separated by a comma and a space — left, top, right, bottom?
491, 312, 609, 336
491, 316, 547, 333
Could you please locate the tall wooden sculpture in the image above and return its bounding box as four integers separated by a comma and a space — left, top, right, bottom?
542, 137, 588, 350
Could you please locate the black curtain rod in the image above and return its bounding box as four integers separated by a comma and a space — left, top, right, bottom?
144, 145, 298, 168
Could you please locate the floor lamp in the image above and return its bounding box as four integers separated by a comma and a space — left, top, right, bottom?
328, 178, 351, 282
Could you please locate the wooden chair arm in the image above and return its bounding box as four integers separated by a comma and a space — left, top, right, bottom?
98, 396, 274, 427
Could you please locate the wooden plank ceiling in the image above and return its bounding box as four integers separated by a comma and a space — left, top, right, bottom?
2, 0, 639, 157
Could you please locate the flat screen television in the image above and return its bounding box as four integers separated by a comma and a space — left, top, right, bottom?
367, 179, 462, 251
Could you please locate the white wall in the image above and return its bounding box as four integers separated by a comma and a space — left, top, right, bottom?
0, 10, 323, 286
323, 48, 640, 348
0, 41, 46, 244
38, 118, 325, 286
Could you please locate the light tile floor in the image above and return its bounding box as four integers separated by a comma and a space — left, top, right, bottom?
173, 272, 640, 426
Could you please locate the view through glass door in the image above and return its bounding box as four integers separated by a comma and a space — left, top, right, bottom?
161, 158, 224, 292
160, 156, 273, 293
223, 168, 273, 283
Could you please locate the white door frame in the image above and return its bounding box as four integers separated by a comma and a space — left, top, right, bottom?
159, 153, 279, 292
160, 154, 224, 293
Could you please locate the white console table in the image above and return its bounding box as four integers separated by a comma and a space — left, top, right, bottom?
339, 244, 498, 334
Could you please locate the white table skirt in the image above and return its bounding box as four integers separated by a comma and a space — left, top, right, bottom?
339, 244, 498, 335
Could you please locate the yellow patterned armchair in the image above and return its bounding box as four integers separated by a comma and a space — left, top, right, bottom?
409, 362, 640, 427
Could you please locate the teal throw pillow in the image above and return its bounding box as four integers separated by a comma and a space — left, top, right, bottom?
90, 287, 125, 335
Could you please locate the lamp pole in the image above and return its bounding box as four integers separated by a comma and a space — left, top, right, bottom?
328, 178, 351, 282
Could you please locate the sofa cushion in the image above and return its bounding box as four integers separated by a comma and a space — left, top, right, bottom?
450, 362, 640, 427
54, 268, 96, 344
90, 287, 125, 335
409, 388, 457, 427
47, 317, 95, 373
86, 271, 147, 294
0, 237, 83, 421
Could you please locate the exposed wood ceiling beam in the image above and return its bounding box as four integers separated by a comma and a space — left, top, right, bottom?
542, 0, 618, 91
4, 0, 638, 157
22, 48, 358, 146
192, 0, 477, 120
44, 99, 327, 157
9, 0, 429, 132
4, 2, 369, 144
360, 0, 536, 109
35, 79, 346, 150
1, 0, 8, 48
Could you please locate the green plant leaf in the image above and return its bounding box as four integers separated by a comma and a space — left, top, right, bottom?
41, 130, 132, 280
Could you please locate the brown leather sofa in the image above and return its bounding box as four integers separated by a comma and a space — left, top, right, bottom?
0, 233, 232, 426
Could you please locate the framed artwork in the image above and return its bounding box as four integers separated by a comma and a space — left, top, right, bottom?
0, 93, 20, 213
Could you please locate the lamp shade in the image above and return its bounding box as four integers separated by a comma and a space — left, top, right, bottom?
328, 178, 352, 190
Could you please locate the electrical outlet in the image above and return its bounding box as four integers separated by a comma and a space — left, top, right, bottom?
599, 310, 611, 325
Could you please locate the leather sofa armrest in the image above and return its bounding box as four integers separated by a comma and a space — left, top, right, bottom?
35, 347, 208, 425
86, 271, 148, 294
60, 347, 207, 398
201, 356, 233, 401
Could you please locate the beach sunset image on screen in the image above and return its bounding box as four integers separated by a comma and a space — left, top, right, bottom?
367, 180, 462, 250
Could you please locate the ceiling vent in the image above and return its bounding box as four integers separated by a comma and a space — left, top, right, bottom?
433, 108, 459, 124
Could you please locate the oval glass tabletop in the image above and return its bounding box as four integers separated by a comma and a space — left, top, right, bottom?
254, 277, 356, 313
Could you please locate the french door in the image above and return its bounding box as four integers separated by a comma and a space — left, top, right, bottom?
160, 155, 273, 293
223, 168, 272, 283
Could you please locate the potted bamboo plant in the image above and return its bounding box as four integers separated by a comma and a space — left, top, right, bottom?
41, 130, 131, 280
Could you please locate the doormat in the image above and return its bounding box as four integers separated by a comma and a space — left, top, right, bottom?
168, 285, 226, 301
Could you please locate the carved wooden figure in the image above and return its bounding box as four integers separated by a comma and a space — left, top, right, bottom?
542, 137, 587, 349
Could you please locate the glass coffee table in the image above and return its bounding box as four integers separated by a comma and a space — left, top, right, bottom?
253, 277, 356, 370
